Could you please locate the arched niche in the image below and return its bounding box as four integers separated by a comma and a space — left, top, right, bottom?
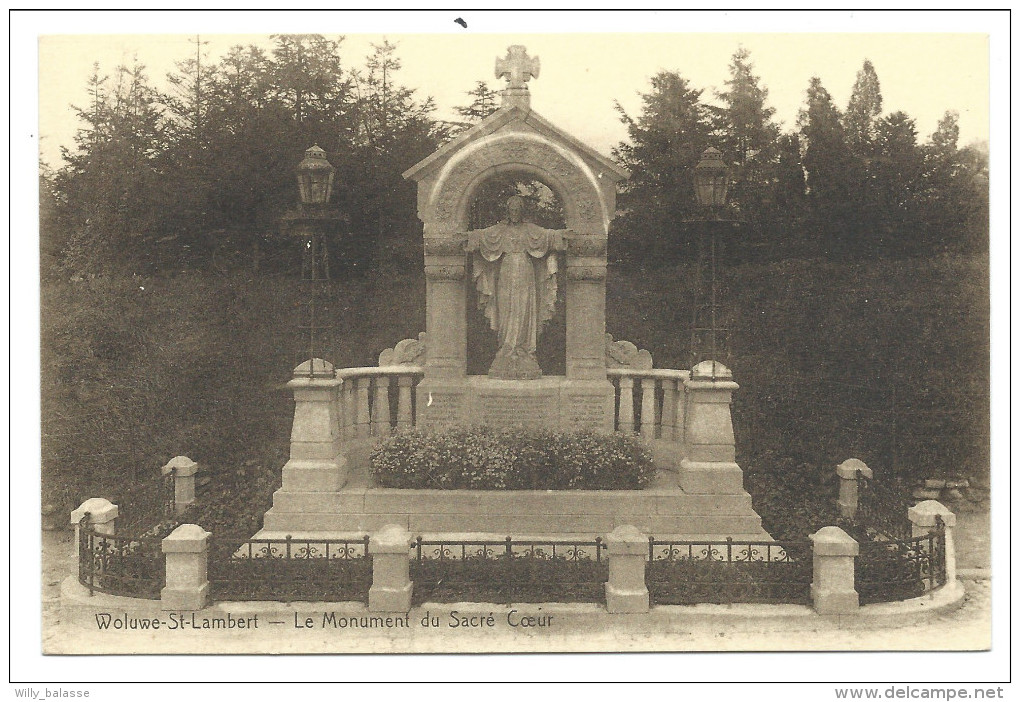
421, 133, 611, 238
404, 107, 627, 384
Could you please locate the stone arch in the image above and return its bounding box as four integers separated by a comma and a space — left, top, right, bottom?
422, 132, 610, 237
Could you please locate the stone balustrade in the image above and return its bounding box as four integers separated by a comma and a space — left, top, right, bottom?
607, 368, 689, 440
336, 366, 425, 440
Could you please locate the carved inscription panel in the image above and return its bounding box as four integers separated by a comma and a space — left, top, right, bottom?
418, 391, 467, 429
563, 394, 612, 432
478, 392, 557, 430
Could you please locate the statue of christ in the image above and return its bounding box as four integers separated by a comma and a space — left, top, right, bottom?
465, 196, 567, 379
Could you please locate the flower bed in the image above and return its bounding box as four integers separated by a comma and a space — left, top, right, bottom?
371, 426, 655, 490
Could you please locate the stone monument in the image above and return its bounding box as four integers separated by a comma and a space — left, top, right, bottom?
259, 45, 768, 540
403, 45, 627, 433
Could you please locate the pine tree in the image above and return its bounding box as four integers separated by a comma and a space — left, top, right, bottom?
613, 70, 713, 262
715, 47, 781, 253
54, 60, 167, 274
871, 111, 924, 252
844, 59, 883, 157
798, 76, 854, 257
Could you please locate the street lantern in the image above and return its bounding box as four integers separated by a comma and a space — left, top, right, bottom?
296, 145, 335, 205
693, 147, 729, 209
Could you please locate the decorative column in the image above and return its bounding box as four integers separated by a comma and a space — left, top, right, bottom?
908, 500, 958, 585
71, 498, 118, 561
282, 358, 346, 492
679, 360, 743, 493
162, 456, 199, 516
605, 525, 649, 613
422, 234, 468, 379
836, 458, 873, 520
369, 525, 413, 613
565, 235, 609, 381
161, 524, 210, 611
809, 526, 859, 615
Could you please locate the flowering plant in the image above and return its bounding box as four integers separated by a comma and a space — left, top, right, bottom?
370, 426, 654, 490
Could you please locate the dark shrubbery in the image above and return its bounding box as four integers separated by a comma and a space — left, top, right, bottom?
370, 426, 655, 490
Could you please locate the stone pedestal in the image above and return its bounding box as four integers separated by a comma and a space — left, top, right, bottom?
161, 524, 210, 611
908, 500, 957, 584
679, 361, 744, 494
71, 498, 118, 561
605, 525, 649, 613
416, 375, 614, 433
282, 359, 347, 492
369, 525, 413, 613
162, 456, 199, 516
809, 526, 859, 615
836, 458, 873, 519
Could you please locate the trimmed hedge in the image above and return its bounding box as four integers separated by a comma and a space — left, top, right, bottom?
370, 426, 655, 490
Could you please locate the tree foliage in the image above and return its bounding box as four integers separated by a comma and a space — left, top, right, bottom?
47, 36, 444, 277
612, 70, 713, 261
46, 41, 989, 276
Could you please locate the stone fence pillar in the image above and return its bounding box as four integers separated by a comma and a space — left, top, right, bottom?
908, 500, 957, 584
71, 498, 118, 561
162, 456, 199, 516
809, 526, 859, 615
369, 525, 413, 613
605, 525, 649, 613
161, 524, 210, 611
679, 361, 743, 494
836, 458, 873, 519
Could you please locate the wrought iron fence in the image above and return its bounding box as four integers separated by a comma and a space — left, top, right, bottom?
646, 537, 813, 605
207, 534, 372, 603
77, 515, 165, 599
856, 472, 912, 540
856, 516, 946, 605
411, 536, 608, 605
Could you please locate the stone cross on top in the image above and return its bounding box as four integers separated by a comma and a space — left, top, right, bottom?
496, 45, 540, 90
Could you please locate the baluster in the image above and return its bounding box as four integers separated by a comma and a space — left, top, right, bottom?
660, 378, 675, 441
674, 380, 686, 445
396, 375, 414, 430
640, 376, 656, 440
372, 376, 392, 436
341, 378, 355, 440
619, 376, 635, 433
356, 376, 372, 437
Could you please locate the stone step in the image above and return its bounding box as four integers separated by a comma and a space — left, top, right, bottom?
261, 508, 763, 536
270, 488, 755, 516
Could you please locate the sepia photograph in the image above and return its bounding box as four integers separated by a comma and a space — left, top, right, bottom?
14, 8, 1008, 692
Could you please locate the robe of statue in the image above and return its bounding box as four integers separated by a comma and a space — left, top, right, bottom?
466, 220, 566, 379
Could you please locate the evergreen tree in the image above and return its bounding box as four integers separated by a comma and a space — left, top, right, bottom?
798, 76, 854, 257
844, 59, 883, 157
612, 70, 713, 263
345, 40, 446, 267
54, 60, 167, 275
920, 111, 985, 252
715, 47, 781, 254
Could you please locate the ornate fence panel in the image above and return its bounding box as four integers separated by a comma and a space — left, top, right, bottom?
856, 473, 913, 540
646, 537, 813, 605
208, 535, 372, 603
856, 518, 946, 605
78, 518, 165, 599
410, 536, 608, 605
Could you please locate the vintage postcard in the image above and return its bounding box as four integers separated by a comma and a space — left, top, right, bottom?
16, 8, 1006, 690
